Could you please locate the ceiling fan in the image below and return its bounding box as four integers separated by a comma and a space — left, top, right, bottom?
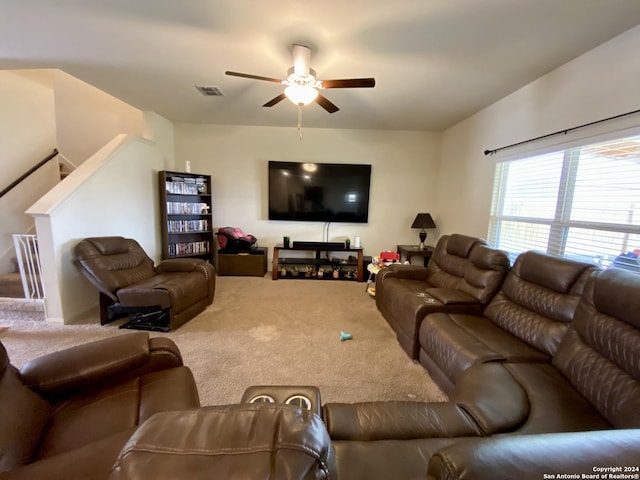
225, 44, 375, 114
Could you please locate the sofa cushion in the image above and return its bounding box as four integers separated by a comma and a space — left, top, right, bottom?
593, 268, 640, 329
428, 236, 480, 290
502, 362, 611, 434
74, 237, 156, 296
518, 250, 593, 294
445, 234, 482, 258
381, 284, 487, 359
483, 251, 596, 356
552, 269, 640, 429
460, 245, 511, 303
427, 430, 640, 480
35, 366, 199, 460
420, 313, 549, 384
332, 438, 460, 480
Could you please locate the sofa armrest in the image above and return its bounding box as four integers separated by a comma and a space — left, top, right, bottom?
19, 333, 183, 399
451, 363, 529, 435
157, 259, 216, 303
425, 288, 479, 305
110, 404, 337, 480
386, 264, 430, 281
322, 401, 482, 441
427, 429, 640, 480
156, 258, 206, 273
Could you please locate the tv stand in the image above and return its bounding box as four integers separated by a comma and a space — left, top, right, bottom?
272, 245, 364, 282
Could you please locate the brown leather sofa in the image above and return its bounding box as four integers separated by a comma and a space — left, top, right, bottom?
74, 236, 216, 331
419, 250, 597, 393
322, 265, 640, 480
0, 332, 200, 479
375, 234, 511, 359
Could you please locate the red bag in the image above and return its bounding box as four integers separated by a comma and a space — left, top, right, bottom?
215, 227, 257, 251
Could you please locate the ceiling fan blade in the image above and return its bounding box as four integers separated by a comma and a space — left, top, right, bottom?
263, 93, 287, 107
316, 93, 340, 113
225, 71, 284, 84
321, 78, 376, 89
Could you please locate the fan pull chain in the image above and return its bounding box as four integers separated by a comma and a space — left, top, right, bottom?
297, 105, 303, 140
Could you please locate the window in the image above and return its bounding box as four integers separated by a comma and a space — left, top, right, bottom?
488, 134, 640, 273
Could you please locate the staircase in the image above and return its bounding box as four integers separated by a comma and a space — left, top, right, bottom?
0, 150, 74, 323
0, 256, 30, 298
0, 236, 45, 322
0, 297, 45, 322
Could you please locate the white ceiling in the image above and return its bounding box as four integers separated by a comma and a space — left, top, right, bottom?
2, 0, 640, 131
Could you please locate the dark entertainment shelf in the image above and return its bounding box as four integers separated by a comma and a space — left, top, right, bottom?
272, 245, 364, 282
159, 170, 214, 263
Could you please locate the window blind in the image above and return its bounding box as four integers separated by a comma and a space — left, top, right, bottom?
488, 134, 640, 273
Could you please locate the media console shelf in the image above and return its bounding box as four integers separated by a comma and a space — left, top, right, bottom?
272, 245, 364, 282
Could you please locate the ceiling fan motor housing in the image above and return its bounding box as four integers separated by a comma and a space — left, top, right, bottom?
291, 44, 312, 76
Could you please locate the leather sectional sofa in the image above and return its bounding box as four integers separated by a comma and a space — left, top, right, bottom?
3, 238, 639, 479
322, 249, 640, 479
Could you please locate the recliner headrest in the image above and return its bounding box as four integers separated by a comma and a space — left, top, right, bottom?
593, 268, 640, 329
446, 234, 485, 258
470, 245, 511, 271
516, 251, 595, 293
84, 236, 130, 256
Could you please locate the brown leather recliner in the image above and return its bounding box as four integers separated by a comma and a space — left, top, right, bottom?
375, 234, 511, 359
74, 236, 216, 331
0, 332, 200, 479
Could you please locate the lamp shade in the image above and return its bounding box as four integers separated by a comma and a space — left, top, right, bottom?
284, 84, 319, 106
411, 213, 436, 229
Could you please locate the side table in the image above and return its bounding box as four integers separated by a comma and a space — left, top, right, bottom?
397, 244, 434, 267
217, 247, 268, 276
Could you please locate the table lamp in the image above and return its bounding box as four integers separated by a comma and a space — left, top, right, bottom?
411, 213, 436, 250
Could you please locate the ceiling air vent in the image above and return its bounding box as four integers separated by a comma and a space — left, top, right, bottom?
195, 85, 224, 96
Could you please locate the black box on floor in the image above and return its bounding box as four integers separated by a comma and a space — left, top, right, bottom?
217, 247, 267, 276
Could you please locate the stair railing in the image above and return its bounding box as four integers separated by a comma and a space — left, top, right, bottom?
12, 234, 44, 299
0, 149, 59, 199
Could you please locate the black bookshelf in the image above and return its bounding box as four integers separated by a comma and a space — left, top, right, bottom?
159, 170, 214, 263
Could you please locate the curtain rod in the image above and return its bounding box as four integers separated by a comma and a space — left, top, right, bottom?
484, 107, 640, 156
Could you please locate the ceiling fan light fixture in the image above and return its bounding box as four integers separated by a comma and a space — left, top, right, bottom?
284, 84, 319, 106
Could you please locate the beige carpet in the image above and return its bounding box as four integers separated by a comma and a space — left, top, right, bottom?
0, 276, 447, 406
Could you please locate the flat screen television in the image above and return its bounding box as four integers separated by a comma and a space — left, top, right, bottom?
268, 161, 371, 223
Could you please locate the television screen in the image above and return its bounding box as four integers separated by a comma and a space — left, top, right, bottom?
268, 161, 371, 223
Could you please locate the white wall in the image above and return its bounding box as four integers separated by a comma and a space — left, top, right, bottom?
175, 124, 441, 260
143, 111, 176, 170
436, 25, 640, 239
28, 135, 165, 323
54, 70, 145, 165
0, 69, 57, 272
